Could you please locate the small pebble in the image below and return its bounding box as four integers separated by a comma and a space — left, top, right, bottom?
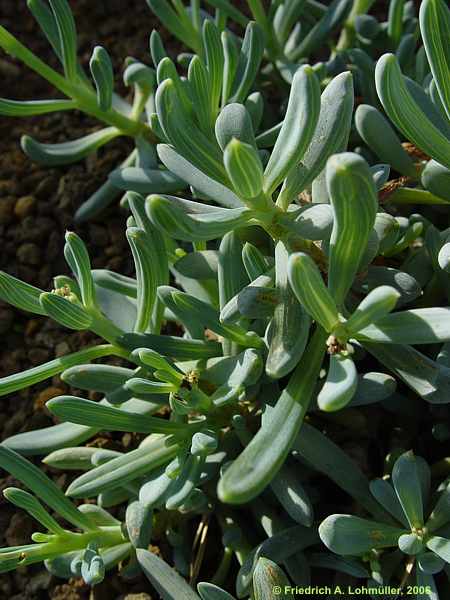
27, 347, 51, 365
0, 307, 14, 334
14, 195, 36, 219
34, 386, 65, 410
16, 242, 41, 265
5, 513, 34, 547
35, 175, 58, 199
0, 196, 15, 224
55, 341, 71, 357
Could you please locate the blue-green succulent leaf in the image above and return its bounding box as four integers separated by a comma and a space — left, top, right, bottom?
47, 396, 184, 434
229, 22, 265, 104
317, 353, 358, 412
89, 46, 114, 111
66, 435, 178, 498
0, 446, 95, 531
327, 152, 378, 307
138, 549, 201, 598
125, 500, 153, 549
292, 423, 388, 519
217, 327, 326, 504
0, 97, 75, 116
39, 293, 92, 330
147, 195, 253, 241
419, 0, 450, 119
356, 308, 450, 344
252, 557, 291, 600
263, 65, 320, 195
197, 582, 237, 600
369, 479, 409, 527
288, 252, 340, 331
224, 138, 264, 200
110, 167, 185, 195
0, 271, 47, 316
21, 127, 120, 166
425, 536, 450, 563
355, 104, 417, 178
345, 286, 400, 334
392, 451, 424, 529
266, 243, 311, 379
375, 54, 450, 169
319, 514, 406, 555
421, 160, 450, 202
48, 0, 78, 81
157, 144, 242, 208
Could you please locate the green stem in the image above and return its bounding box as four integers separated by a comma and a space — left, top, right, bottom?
336, 0, 376, 50
0, 26, 156, 141
89, 309, 127, 346
211, 546, 233, 586
247, 0, 280, 59
6, 526, 125, 567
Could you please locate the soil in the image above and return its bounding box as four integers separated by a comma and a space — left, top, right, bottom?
0, 1, 169, 597
0, 0, 446, 599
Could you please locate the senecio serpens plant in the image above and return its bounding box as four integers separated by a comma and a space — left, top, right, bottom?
0, 0, 450, 598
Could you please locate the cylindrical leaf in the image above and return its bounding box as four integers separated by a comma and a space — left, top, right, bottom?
288, 252, 340, 332
263, 65, 320, 195
224, 138, 264, 200
317, 353, 358, 412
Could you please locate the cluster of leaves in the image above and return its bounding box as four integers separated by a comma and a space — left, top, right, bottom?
0, 0, 450, 598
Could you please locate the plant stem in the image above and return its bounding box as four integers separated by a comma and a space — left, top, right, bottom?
0, 27, 156, 141
11, 526, 125, 568
336, 0, 376, 50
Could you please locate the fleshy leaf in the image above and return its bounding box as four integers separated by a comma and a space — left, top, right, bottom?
109, 167, 185, 194
217, 327, 326, 504
89, 46, 114, 111
0, 271, 46, 316
391, 451, 424, 529
266, 243, 311, 379
355, 104, 417, 178
21, 127, 120, 166
319, 514, 405, 555
47, 396, 184, 434
327, 152, 378, 307
48, 0, 78, 80
66, 435, 178, 498
252, 557, 290, 600
419, 0, 450, 119
288, 252, 340, 332
224, 138, 264, 201
356, 308, 450, 344
345, 286, 400, 334
263, 65, 320, 195
426, 536, 450, 563
375, 54, 450, 169
0, 446, 95, 531
0, 97, 75, 116
146, 195, 253, 241
136, 548, 201, 599
317, 353, 358, 412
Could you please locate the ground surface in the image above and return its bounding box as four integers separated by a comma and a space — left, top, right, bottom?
0, 0, 444, 598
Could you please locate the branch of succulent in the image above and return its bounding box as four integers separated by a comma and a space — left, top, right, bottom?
0, 0, 449, 598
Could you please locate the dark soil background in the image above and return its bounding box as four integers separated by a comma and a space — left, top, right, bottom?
0, 0, 441, 599
0, 1, 170, 598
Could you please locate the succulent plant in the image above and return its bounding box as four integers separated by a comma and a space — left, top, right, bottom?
0, 0, 265, 222
0, 0, 449, 598
320, 451, 450, 595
